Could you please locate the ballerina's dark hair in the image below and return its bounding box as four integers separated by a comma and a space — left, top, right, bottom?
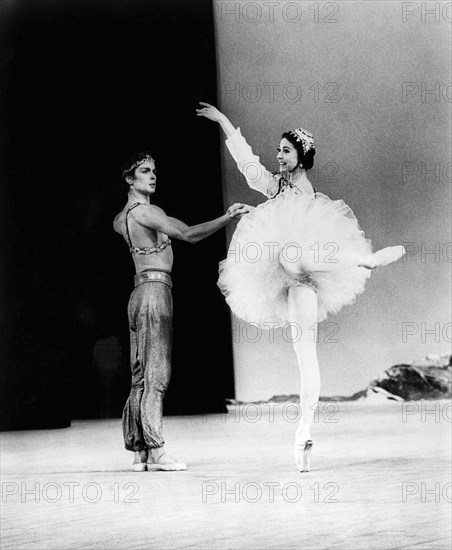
281, 132, 316, 170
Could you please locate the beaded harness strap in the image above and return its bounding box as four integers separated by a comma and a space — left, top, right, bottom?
125, 203, 172, 255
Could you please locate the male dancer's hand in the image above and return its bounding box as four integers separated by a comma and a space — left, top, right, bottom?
226, 203, 254, 219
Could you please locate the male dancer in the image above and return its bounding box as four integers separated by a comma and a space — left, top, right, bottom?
113, 151, 250, 471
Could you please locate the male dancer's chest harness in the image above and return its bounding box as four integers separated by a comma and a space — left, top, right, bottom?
125, 202, 172, 255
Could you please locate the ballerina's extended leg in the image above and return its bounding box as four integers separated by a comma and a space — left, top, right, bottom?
279, 244, 405, 278
287, 285, 320, 472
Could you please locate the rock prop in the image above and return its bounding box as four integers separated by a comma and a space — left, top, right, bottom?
227, 354, 451, 405
368, 354, 451, 401
358, 386, 404, 404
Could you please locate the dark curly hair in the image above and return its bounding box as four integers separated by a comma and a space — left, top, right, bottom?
281, 132, 315, 170
120, 150, 155, 195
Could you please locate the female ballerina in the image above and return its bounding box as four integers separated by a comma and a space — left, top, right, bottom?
196, 102, 405, 472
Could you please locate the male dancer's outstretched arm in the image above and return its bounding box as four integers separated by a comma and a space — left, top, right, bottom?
129, 202, 251, 244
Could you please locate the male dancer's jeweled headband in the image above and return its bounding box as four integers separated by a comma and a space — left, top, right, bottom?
122, 155, 154, 178
288, 127, 315, 154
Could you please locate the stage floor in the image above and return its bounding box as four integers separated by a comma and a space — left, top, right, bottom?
1, 401, 451, 550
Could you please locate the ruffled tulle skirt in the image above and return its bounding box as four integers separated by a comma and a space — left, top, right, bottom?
218, 188, 372, 326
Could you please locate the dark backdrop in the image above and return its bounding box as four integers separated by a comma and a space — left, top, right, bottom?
0, 0, 234, 430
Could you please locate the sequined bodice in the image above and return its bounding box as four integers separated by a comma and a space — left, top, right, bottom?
271, 175, 317, 199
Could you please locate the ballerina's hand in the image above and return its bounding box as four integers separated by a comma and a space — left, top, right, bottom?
226, 203, 254, 219
196, 102, 224, 122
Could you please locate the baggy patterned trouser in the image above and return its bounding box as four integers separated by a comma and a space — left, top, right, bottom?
122, 270, 173, 451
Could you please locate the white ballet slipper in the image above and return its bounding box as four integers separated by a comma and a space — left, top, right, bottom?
363, 245, 406, 269
146, 454, 187, 471
132, 462, 147, 472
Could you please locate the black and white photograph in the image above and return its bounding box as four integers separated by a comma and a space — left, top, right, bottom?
1, 0, 451, 548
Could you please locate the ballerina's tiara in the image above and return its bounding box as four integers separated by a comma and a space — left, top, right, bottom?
122, 155, 154, 177
288, 127, 315, 154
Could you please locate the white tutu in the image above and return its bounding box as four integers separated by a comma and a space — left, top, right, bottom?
218, 187, 372, 326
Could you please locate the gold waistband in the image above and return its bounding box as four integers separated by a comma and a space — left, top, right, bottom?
134, 270, 172, 288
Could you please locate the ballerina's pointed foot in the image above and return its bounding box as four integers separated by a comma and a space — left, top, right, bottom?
361, 245, 406, 269
294, 439, 313, 473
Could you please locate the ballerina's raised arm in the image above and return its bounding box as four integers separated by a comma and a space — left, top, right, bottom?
196, 102, 280, 198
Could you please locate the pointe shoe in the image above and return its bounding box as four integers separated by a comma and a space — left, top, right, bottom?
132, 462, 147, 472
362, 245, 406, 269
146, 454, 187, 471
294, 439, 313, 472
